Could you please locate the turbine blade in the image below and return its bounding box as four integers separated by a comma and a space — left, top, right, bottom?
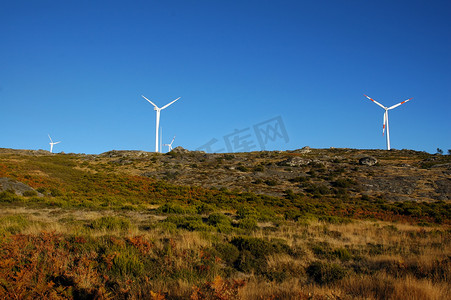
54, 141, 61, 145
171, 135, 176, 144
160, 97, 180, 110
141, 95, 159, 108
364, 94, 386, 109
383, 112, 386, 136
388, 98, 413, 110
48, 134, 53, 143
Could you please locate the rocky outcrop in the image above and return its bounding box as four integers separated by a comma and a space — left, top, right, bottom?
292, 146, 312, 154
435, 179, 451, 200
0, 178, 41, 196
171, 146, 190, 154
277, 157, 313, 167
360, 176, 419, 195
359, 157, 378, 166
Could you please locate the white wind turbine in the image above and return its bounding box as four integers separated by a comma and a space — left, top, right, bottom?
141, 95, 180, 153
364, 94, 412, 150
164, 135, 176, 152
48, 134, 61, 153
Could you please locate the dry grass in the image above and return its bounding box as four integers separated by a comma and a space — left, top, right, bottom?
340, 273, 450, 300
239, 278, 305, 299
240, 273, 450, 300
0, 207, 449, 299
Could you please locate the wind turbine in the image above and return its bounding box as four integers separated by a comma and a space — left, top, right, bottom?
48, 134, 61, 153
364, 95, 412, 150
164, 135, 176, 152
141, 95, 180, 153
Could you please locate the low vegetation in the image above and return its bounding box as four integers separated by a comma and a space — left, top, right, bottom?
0, 148, 449, 299
0, 211, 449, 299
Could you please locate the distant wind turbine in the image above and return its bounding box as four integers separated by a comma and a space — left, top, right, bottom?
141, 95, 180, 153
48, 134, 61, 153
364, 95, 412, 150
164, 135, 176, 152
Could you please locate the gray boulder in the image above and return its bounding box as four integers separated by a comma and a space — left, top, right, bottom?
359, 157, 378, 166
0, 177, 42, 196
278, 157, 312, 167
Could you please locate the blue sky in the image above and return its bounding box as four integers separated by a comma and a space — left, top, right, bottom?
1, 0, 450, 154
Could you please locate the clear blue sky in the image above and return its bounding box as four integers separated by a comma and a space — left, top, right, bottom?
1, 0, 450, 154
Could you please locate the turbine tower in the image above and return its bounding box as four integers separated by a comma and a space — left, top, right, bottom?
141, 95, 180, 153
48, 134, 61, 153
364, 95, 412, 150
164, 135, 176, 152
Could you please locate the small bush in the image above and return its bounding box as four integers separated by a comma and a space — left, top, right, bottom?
22, 190, 38, 197
206, 213, 231, 226
50, 188, 63, 197
111, 250, 144, 278
361, 194, 371, 201
236, 205, 258, 219
36, 187, 46, 193
284, 210, 303, 221
231, 237, 290, 258
289, 176, 310, 183
264, 179, 278, 186
235, 250, 266, 273
306, 183, 329, 196
332, 247, 352, 261
284, 189, 296, 200
306, 261, 347, 284
0, 190, 21, 203
238, 217, 258, 230
256, 206, 278, 222
253, 165, 265, 172
157, 203, 190, 214
215, 243, 240, 265
164, 215, 212, 231
216, 223, 234, 233
333, 178, 356, 188
231, 236, 290, 274
206, 213, 233, 233
196, 203, 215, 214
157, 221, 177, 232
236, 165, 249, 172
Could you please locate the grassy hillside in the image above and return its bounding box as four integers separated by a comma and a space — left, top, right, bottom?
0, 148, 449, 299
